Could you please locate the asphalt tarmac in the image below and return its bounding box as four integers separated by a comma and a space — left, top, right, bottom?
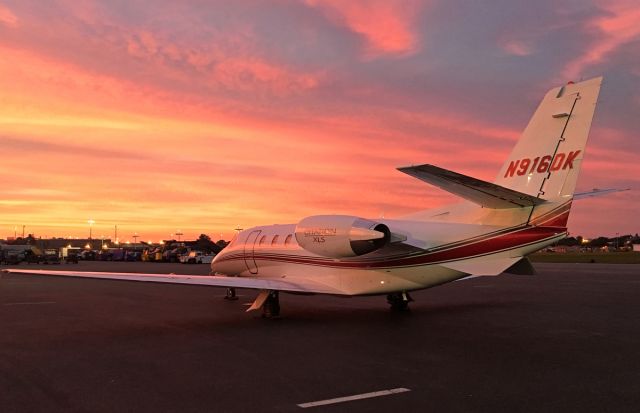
1, 261, 639, 412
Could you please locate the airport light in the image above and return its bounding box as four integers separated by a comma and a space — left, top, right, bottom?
88, 219, 95, 239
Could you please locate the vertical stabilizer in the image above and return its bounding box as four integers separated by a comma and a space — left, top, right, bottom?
494, 77, 602, 201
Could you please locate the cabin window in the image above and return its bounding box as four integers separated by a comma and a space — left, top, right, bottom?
284, 234, 293, 246
271, 235, 279, 245
259, 235, 267, 245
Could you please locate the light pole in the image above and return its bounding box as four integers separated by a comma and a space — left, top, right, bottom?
88, 219, 95, 239
176, 230, 183, 242
133, 233, 139, 244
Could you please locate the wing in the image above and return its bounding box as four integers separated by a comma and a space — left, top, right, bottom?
1, 269, 342, 295
397, 164, 546, 209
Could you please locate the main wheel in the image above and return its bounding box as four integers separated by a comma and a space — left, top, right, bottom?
262, 291, 281, 318
387, 292, 412, 311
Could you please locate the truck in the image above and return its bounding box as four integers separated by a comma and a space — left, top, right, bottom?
42, 249, 61, 264
61, 247, 81, 264
0, 245, 39, 265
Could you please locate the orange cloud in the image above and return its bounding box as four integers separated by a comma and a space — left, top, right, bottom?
306, 0, 425, 57
564, 1, 640, 78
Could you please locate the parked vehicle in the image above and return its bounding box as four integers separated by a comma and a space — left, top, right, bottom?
42, 249, 61, 264
61, 247, 81, 264
125, 251, 141, 261
96, 249, 114, 261
1, 245, 38, 265
163, 247, 188, 263
3, 250, 26, 265
80, 250, 96, 261
181, 250, 215, 264
25, 250, 43, 264
178, 250, 192, 263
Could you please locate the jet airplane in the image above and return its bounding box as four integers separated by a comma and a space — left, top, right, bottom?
4, 77, 611, 317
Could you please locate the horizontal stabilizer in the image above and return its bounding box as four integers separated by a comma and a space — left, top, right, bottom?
573, 188, 630, 199
398, 164, 547, 209
441, 256, 522, 276
1, 269, 343, 295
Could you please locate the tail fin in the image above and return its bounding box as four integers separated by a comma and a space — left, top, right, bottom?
494, 77, 602, 201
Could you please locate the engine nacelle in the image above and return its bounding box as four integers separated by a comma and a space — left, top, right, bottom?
295, 215, 391, 258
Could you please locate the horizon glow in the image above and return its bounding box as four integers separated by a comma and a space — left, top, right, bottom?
1, 0, 638, 241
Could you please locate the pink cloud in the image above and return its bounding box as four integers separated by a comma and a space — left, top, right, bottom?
211, 57, 321, 95
122, 27, 324, 96
0, 1, 635, 240
564, 1, 640, 78
500, 39, 534, 56
306, 0, 425, 57
0, 4, 18, 27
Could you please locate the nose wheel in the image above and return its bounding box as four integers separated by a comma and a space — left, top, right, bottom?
224, 288, 238, 300
387, 292, 413, 311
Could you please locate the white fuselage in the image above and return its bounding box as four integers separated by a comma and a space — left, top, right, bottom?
211, 204, 567, 296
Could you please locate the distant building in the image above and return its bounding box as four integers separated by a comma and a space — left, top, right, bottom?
20, 238, 113, 250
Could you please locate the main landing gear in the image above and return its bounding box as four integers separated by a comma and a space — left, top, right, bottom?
262, 291, 281, 319
387, 291, 413, 311
234, 289, 281, 318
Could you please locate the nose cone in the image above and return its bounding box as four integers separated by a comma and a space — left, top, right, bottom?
210, 251, 222, 273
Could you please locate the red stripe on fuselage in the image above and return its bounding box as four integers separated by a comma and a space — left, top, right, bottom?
217, 226, 565, 270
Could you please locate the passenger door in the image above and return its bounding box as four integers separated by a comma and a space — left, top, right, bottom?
244, 230, 261, 274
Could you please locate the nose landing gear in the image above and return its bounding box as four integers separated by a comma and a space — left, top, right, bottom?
224, 288, 238, 300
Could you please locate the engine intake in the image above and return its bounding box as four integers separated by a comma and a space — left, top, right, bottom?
295, 215, 391, 258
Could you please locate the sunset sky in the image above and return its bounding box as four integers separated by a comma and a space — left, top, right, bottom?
1, 0, 638, 242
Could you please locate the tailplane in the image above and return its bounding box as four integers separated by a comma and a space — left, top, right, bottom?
494, 77, 603, 201
397, 77, 603, 228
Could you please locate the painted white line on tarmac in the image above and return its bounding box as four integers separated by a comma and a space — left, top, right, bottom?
3, 301, 57, 306
297, 387, 411, 408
